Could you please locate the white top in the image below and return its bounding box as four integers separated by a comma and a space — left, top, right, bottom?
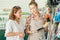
5, 19, 25, 40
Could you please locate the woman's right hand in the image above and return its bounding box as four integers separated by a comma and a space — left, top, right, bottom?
27, 31, 33, 34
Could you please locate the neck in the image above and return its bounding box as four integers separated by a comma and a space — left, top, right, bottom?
34, 12, 40, 18
15, 18, 20, 24
33, 14, 40, 21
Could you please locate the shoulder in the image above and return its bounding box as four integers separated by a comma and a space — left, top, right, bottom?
5, 20, 15, 29
6, 19, 14, 25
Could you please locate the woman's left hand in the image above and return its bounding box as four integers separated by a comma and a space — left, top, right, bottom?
19, 32, 25, 38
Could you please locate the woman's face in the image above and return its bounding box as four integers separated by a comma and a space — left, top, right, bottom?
14, 9, 22, 19
29, 4, 38, 15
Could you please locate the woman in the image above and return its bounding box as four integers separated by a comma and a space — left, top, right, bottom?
26, 0, 45, 40
44, 7, 52, 40
54, 7, 60, 40
5, 6, 25, 40
55, 23, 60, 40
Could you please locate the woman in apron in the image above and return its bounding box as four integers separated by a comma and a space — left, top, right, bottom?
26, 0, 45, 40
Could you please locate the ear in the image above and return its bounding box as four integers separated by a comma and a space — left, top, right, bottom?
14, 13, 16, 16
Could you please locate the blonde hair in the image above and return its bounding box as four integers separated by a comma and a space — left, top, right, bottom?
29, 0, 38, 7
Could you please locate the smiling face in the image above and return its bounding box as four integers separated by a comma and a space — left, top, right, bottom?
29, 4, 38, 16
14, 9, 22, 19
9, 6, 22, 20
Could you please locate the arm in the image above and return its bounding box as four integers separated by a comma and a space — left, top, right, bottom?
6, 32, 25, 38
49, 29, 52, 40
5, 21, 24, 38
6, 32, 19, 37
42, 16, 48, 31
25, 16, 32, 34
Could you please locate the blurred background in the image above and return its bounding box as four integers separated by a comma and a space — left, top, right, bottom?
0, 0, 60, 40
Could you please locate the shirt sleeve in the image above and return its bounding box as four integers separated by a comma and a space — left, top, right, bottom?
5, 21, 13, 37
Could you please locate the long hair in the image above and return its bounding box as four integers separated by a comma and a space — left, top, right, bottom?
9, 6, 21, 20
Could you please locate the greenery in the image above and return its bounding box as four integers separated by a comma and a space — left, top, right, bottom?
22, 12, 30, 15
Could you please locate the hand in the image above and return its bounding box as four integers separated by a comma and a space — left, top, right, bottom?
27, 31, 33, 34
19, 32, 25, 38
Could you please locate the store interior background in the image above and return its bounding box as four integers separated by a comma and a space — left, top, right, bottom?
0, 0, 59, 40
